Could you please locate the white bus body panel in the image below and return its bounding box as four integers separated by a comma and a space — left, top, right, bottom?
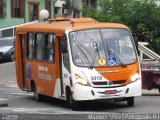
73, 79, 142, 101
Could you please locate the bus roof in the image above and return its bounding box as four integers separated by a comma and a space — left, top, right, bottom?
16, 18, 129, 33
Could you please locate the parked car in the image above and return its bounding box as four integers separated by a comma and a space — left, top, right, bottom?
0, 37, 15, 62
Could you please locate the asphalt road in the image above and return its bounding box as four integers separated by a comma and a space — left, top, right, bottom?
0, 62, 160, 120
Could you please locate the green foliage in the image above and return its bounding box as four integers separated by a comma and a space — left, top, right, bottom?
151, 37, 160, 53
81, 0, 160, 54
65, 0, 72, 15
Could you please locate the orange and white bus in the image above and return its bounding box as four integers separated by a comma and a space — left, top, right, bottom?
15, 18, 141, 110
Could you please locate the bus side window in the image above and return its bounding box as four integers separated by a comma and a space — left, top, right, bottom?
45, 33, 55, 63
35, 33, 45, 61
27, 33, 35, 60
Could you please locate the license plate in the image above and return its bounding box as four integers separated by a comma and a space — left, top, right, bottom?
105, 90, 117, 94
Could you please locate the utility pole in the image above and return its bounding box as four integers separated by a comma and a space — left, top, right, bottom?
71, 0, 74, 18
54, 0, 58, 18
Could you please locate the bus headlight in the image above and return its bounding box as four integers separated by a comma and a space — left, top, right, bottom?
131, 73, 140, 82
75, 74, 90, 86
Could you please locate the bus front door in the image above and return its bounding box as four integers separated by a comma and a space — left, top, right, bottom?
58, 36, 65, 96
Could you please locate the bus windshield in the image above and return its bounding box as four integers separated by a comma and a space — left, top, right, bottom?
69, 28, 137, 67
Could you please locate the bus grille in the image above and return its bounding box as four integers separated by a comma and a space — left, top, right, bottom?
92, 82, 108, 85
112, 80, 127, 84
92, 80, 127, 86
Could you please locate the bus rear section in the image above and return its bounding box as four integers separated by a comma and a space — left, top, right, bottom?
15, 18, 142, 110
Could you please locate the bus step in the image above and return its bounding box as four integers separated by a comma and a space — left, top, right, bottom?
22, 88, 29, 92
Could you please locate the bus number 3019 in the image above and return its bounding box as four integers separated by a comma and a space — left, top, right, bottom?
91, 76, 102, 81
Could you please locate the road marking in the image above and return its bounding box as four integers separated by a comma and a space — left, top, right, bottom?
5, 84, 18, 88
0, 107, 112, 114
13, 108, 39, 113
10, 93, 33, 96
0, 108, 68, 114
9, 81, 16, 83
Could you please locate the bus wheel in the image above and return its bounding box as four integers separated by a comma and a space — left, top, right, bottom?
70, 94, 78, 111
66, 90, 78, 110
158, 88, 160, 93
33, 85, 42, 102
127, 97, 134, 106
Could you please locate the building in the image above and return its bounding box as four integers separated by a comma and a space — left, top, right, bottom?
54, 0, 65, 18
0, 0, 97, 37
65, 0, 97, 18
0, 0, 54, 29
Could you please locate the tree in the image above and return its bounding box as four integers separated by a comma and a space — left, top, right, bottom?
82, 0, 160, 54
65, 0, 72, 17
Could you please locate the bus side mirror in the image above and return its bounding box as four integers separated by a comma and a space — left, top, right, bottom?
132, 33, 138, 42
132, 33, 139, 56
61, 40, 67, 53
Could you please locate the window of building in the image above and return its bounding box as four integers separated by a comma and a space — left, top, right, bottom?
0, 0, 6, 18
45, 0, 51, 18
27, 33, 35, 60
11, 0, 25, 18
90, 0, 96, 9
28, 1, 39, 21
0, 0, 4, 17
54, 7, 58, 14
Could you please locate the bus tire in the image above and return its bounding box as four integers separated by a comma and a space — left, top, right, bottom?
70, 93, 78, 111
66, 88, 71, 108
33, 84, 42, 102
158, 88, 160, 93
66, 89, 78, 110
127, 97, 134, 106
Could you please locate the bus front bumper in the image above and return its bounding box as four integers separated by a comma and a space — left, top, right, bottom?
73, 79, 142, 101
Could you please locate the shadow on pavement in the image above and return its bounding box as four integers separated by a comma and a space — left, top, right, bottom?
27, 95, 131, 111
0, 60, 13, 64
142, 93, 160, 96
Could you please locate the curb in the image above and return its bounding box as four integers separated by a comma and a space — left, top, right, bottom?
142, 89, 160, 95
0, 99, 8, 107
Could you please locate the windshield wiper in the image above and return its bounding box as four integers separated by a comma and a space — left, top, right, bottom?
91, 42, 101, 66
98, 30, 126, 67
84, 31, 102, 68
108, 49, 127, 67
72, 38, 92, 66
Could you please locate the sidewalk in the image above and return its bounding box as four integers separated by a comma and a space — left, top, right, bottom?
142, 89, 160, 95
